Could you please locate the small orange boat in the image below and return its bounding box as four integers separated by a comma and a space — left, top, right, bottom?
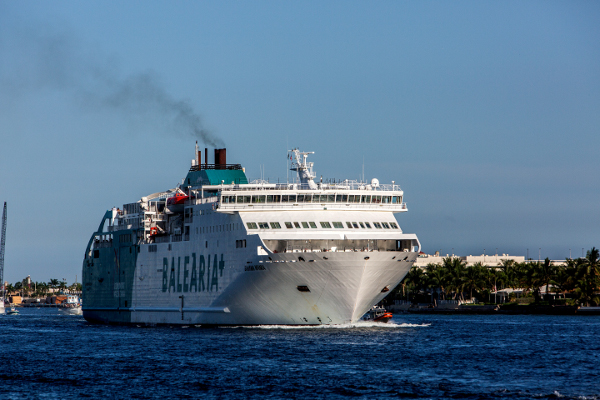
362, 306, 393, 323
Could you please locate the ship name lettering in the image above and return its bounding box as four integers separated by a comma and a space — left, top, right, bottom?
162, 253, 224, 293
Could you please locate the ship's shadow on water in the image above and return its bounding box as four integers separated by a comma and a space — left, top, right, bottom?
1, 309, 599, 400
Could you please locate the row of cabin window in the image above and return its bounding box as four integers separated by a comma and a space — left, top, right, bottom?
246, 221, 399, 230
222, 194, 402, 205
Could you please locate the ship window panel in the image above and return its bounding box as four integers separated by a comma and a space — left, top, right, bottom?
327, 195, 335, 203
294, 222, 301, 228
335, 195, 343, 202
246, 222, 258, 229
288, 195, 297, 203
354, 196, 361, 203
258, 222, 270, 229
372, 196, 382, 203
359, 222, 365, 228
332, 221, 343, 228
392, 196, 398, 204
373, 222, 382, 229
270, 222, 281, 229
252, 195, 266, 204
320, 222, 332, 228
303, 195, 312, 203
364, 222, 372, 228
346, 222, 353, 228
320, 195, 328, 202
341, 195, 348, 202
282, 195, 289, 202
361, 195, 370, 203
352, 222, 359, 229
309, 222, 317, 228
285, 222, 293, 229
383, 196, 391, 204
301, 222, 309, 228
390, 222, 399, 229
312, 195, 320, 203
297, 194, 305, 202
267, 195, 276, 203
382, 222, 390, 229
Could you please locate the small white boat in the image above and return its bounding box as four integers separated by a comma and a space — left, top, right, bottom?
59, 295, 82, 315
6, 306, 19, 315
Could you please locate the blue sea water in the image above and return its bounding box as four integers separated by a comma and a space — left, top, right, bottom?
0, 309, 598, 399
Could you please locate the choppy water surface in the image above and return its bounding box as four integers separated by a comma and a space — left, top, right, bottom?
0, 309, 598, 399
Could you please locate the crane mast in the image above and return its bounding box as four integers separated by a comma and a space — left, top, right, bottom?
0, 202, 6, 300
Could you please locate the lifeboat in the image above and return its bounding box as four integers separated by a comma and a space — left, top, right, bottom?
167, 193, 189, 206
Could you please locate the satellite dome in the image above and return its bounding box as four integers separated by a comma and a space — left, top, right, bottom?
371, 178, 379, 187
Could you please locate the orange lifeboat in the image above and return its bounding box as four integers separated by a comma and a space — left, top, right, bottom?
167, 193, 189, 206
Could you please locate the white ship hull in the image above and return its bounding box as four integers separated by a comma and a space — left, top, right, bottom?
127, 249, 417, 325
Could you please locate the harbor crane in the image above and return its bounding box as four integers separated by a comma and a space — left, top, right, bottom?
0, 202, 6, 308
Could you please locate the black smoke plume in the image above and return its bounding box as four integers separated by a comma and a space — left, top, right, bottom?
0, 23, 223, 147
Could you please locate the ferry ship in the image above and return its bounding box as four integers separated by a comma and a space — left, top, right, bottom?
82, 145, 420, 325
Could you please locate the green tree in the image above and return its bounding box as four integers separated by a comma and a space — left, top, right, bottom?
443, 257, 466, 300
534, 258, 557, 300
463, 263, 485, 300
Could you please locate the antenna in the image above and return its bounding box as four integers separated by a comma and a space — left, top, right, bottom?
362, 156, 365, 183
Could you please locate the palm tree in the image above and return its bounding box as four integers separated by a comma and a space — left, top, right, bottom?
425, 263, 447, 301
576, 248, 600, 306
443, 257, 467, 300
48, 279, 60, 291
463, 263, 484, 301
403, 267, 426, 302
534, 258, 556, 300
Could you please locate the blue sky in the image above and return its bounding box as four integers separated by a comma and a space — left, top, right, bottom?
1, 1, 599, 283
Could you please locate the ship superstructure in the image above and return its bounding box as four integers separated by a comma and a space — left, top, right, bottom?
82, 145, 420, 325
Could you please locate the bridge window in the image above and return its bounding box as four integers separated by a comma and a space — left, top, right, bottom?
294, 222, 301, 228
382, 222, 390, 229
267, 195, 281, 203
246, 222, 258, 229
301, 222, 309, 228
309, 222, 317, 228
285, 222, 293, 228
361, 195, 370, 203
372, 196, 382, 203
346, 222, 353, 228
352, 222, 359, 229
237, 196, 250, 203
320, 222, 332, 228
252, 195, 266, 203
382, 196, 391, 204
270, 222, 281, 229
390, 222, 399, 229
258, 222, 269, 229
359, 222, 365, 228
332, 221, 343, 228
373, 222, 382, 229
364, 222, 372, 228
